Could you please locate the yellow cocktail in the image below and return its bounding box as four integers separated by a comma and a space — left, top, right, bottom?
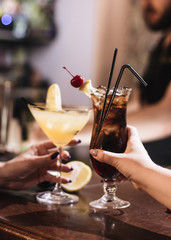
30, 107, 91, 148
29, 105, 92, 205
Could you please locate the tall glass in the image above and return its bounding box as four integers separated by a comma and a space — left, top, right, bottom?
89, 86, 131, 209
29, 105, 92, 205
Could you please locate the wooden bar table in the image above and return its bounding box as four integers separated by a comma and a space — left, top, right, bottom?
0, 146, 170, 240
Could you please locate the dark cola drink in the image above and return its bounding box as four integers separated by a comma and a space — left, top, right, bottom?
90, 86, 131, 180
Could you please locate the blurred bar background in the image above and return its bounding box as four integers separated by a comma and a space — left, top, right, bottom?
0, 0, 163, 156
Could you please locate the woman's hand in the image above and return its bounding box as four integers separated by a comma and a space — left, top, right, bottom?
89, 126, 155, 185
0, 139, 81, 190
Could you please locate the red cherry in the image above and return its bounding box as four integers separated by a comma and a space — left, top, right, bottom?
70, 75, 84, 88
63, 67, 84, 88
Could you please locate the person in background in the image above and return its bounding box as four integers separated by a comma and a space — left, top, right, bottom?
0, 139, 80, 190
89, 126, 171, 210
127, 0, 171, 166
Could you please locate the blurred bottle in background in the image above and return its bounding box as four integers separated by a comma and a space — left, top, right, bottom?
0, 80, 14, 156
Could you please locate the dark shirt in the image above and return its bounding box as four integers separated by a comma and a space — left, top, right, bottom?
140, 37, 171, 104
139, 37, 171, 166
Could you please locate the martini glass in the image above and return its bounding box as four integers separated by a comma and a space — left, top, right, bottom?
89, 86, 131, 209
29, 104, 92, 205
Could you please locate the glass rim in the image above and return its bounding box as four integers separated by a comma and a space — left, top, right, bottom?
91, 85, 132, 97
28, 104, 92, 113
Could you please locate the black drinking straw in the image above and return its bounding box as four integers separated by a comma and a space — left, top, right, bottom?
93, 64, 147, 148
21, 97, 44, 110
100, 48, 118, 121
103, 64, 147, 124
92, 48, 118, 148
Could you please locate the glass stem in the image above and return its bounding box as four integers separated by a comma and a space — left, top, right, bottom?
102, 180, 117, 202
52, 147, 63, 194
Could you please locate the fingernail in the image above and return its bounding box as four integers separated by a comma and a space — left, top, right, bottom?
51, 152, 59, 160
69, 179, 72, 183
68, 154, 71, 159
90, 149, 98, 156
78, 139, 81, 144
70, 167, 73, 171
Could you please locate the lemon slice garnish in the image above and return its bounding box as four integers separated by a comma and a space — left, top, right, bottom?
46, 84, 62, 111
61, 161, 92, 192
79, 79, 93, 98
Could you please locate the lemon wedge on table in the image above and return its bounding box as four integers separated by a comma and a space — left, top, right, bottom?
79, 79, 93, 98
61, 161, 92, 192
46, 83, 62, 110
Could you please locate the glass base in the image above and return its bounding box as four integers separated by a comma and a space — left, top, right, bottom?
89, 195, 130, 210
36, 191, 79, 205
